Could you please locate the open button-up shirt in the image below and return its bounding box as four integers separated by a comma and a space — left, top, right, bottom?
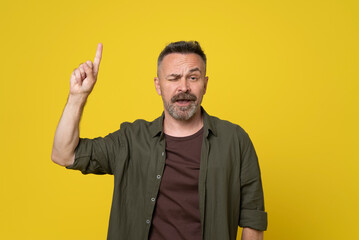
66, 108, 267, 239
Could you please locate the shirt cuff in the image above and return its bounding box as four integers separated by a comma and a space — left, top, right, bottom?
65, 156, 85, 170
239, 209, 268, 231
65, 138, 91, 172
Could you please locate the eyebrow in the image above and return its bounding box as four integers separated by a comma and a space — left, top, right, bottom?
188, 68, 202, 74
165, 68, 202, 79
166, 73, 182, 79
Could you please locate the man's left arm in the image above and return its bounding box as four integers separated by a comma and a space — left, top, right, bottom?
241, 227, 263, 240
238, 128, 268, 232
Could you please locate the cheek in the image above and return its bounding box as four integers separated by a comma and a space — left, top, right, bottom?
161, 85, 175, 96
195, 85, 206, 96
160, 90, 172, 102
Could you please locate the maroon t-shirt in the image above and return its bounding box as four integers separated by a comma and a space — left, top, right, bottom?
149, 127, 204, 240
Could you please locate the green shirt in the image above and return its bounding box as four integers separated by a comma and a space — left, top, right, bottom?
66, 108, 267, 239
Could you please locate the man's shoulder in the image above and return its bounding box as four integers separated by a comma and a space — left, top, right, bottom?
120, 118, 155, 128
120, 119, 154, 129
118, 115, 162, 137
206, 113, 248, 137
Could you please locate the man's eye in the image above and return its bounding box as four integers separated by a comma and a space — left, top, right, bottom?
190, 76, 198, 81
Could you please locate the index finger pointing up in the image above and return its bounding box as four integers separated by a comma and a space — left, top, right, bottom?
93, 43, 103, 75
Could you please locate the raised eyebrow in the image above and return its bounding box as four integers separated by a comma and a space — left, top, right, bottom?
188, 68, 202, 74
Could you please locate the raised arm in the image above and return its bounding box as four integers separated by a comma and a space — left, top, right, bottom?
51, 43, 103, 166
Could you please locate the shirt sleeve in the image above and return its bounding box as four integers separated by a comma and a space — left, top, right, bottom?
238, 130, 268, 231
65, 130, 122, 175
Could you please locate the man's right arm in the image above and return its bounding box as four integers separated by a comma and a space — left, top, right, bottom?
51, 95, 87, 166
51, 43, 103, 167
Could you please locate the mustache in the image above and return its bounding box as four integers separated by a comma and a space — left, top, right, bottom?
171, 92, 197, 103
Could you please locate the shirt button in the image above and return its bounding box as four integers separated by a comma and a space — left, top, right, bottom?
161, 152, 165, 156
151, 197, 156, 202
146, 219, 150, 224
156, 175, 161, 179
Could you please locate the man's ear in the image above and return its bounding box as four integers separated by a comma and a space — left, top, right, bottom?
203, 76, 209, 95
154, 77, 162, 95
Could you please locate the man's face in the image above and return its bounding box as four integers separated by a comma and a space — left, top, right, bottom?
154, 53, 208, 121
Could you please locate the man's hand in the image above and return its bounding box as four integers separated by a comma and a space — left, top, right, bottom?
69, 43, 103, 97
51, 43, 103, 167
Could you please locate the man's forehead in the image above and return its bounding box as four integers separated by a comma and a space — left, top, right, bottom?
160, 53, 205, 72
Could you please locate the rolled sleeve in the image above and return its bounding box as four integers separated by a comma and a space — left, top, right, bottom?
239, 209, 267, 231
238, 129, 268, 231
66, 131, 121, 175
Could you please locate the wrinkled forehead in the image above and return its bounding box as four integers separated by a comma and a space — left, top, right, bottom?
158, 53, 206, 77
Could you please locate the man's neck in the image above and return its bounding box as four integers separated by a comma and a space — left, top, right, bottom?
163, 108, 204, 137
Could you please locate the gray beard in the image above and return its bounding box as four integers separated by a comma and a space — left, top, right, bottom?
165, 101, 198, 121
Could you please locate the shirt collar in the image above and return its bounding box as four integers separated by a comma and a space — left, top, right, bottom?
150, 111, 165, 138
202, 107, 217, 137
150, 106, 217, 138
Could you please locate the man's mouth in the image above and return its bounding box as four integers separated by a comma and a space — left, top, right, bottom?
175, 99, 192, 106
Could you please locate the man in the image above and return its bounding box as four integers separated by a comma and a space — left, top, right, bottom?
51, 41, 267, 240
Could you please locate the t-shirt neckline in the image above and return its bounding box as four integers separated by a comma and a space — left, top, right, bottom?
164, 127, 204, 142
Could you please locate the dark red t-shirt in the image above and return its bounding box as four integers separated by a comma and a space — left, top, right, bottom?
149, 128, 204, 240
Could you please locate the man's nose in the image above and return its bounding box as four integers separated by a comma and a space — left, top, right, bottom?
178, 77, 190, 92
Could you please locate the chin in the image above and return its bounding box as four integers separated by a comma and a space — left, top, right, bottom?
173, 105, 199, 121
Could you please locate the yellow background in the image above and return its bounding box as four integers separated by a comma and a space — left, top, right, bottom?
1, 0, 358, 239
